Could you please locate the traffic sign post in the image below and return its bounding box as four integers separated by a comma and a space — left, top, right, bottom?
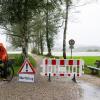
69, 39, 77, 82
69, 39, 75, 59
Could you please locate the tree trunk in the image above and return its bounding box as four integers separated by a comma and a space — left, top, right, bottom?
37, 41, 40, 54
40, 32, 43, 55
22, 0, 29, 59
63, 1, 69, 59
46, 0, 51, 56
22, 38, 28, 59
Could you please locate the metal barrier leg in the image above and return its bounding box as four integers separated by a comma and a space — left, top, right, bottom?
48, 73, 51, 82
72, 73, 77, 83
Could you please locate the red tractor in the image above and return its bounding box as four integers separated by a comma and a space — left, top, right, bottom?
0, 43, 14, 81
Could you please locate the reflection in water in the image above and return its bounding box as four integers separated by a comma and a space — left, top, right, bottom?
79, 82, 100, 100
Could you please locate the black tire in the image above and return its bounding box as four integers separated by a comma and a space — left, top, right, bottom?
6, 66, 14, 81
0, 67, 3, 78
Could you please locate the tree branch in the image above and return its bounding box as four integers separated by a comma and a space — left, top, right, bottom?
70, 1, 94, 8
0, 25, 15, 33
0, 26, 23, 38
0, 32, 22, 38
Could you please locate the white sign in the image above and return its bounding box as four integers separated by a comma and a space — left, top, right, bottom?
19, 74, 34, 82
18, 59, 35, 83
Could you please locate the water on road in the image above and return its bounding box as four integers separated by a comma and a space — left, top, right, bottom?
79, 81, 100, 100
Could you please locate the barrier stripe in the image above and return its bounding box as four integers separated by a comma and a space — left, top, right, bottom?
41, 59, 84, 78
46, 73, 80, 76
45, 59, 48, 65
43, 73, 81, 77
68, 60, 73, 65
77, 73, 80, 77
45, 73, 47, 76
44, 59, 82, 66
53, 73, 56, 76
68, 73, 71, 76
60, 60, 64, 65
59, 73, 64, 76
77, 60, 80, 66
52, 59, 56, 65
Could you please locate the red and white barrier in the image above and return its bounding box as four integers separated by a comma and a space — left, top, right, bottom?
40, 59, 84, 78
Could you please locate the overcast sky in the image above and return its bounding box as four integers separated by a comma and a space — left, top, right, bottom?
0, 29, 6, 47
0, 0, 100, 48
55, 0, 100, 48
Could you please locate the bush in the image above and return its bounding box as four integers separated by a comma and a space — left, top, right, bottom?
31, 48, 39, 54
8, 54, 23, 65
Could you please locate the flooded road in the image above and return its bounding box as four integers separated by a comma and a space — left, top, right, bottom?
79, 81, 100, 100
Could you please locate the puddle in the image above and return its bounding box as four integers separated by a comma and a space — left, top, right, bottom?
79, 81, 100, 100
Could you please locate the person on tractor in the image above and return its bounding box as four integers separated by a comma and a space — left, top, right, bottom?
0, 43, 14, 81
0, 43, 8, 63
0, 43, 8, 79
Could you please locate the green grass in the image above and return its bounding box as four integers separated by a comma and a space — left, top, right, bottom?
72, 56, 100, 75
71, 56, 100, 66
8, 54, 36, 76
69, 56, 100, 75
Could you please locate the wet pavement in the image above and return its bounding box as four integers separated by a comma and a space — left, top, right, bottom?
33, 54, 100, 100
79, 81, 100, 100
0, 54, 100, 100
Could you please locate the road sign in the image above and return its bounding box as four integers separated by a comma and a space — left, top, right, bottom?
69, 45, 74, 49
18, 59, 36, 83
69, 39, 75, 45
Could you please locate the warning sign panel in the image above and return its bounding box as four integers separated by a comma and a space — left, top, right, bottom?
18, 59, 36, 83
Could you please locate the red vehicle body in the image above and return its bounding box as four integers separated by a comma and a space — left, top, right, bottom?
0, 43, 8, 63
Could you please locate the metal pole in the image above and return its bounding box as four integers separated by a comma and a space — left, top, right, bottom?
71, 48, 72, 59
72, 73, 77, 83
48, 73, 51, 82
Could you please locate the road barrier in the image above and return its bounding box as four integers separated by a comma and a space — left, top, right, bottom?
40, 58, 84, 82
